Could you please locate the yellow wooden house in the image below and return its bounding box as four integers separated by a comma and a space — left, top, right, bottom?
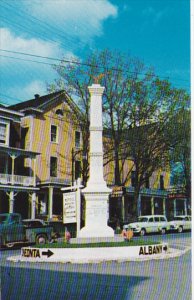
9, 91, 83, 220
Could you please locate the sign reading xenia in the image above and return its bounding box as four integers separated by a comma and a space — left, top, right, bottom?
63, 192, 76, 224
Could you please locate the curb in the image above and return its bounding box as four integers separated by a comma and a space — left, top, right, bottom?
6, 244, 191, 264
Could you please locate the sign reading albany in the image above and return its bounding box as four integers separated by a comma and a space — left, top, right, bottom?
139, 244, 168, 256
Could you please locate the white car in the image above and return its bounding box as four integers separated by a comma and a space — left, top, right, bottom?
124, 215, 169, 236
169, 215, 191, 233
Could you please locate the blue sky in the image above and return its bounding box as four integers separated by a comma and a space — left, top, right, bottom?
0, 0, 190, 105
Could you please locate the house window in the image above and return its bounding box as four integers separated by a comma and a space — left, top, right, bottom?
50, 157, 57, 177
75, 160, 81, 180
160, 175, 164, 190
75, 131, 81, 148
51, 125, 58, 143
56, 109, 63, 116
0, 123, 7, 145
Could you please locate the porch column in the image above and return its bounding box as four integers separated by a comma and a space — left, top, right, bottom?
173, 199, 177, 217
151, 197, 154, 215
48, 186, 53, 220
9, 191, 15, 213
163, 197, 166, 215
11, 155, 16, 185
33, 158, 37, 187
31, 192, 36, 219
184, 199, 187, 215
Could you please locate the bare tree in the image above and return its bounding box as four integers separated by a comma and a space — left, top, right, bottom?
48, 50, 190, 219
167, 108, 191, 200
123, 79, 190, 218
48, 49, 154, 186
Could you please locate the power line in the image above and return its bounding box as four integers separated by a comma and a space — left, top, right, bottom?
0, 1, 86, 51
0, 54, 58, 67
0, 0, 190, 87
0, 93, 22, 103
0, 49, 191, 88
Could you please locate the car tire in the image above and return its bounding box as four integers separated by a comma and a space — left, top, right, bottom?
161, 228, 166, 235
36, 234, 47, 245
140, 228, 146, 236
177, 226, 183, 233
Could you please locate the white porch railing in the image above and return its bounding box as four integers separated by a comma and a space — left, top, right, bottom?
0, 173, 34, 186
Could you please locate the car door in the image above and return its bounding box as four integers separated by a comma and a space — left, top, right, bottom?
184, 216, 191, 230
147, 217, 155, 233
159, 216, 168, 231
154, 217, 160, 233
7, 215, 24, 242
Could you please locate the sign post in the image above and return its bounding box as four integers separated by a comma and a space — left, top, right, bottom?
76, 178, 82, 237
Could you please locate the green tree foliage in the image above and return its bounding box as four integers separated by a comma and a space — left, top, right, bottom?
167, 108, 191, 199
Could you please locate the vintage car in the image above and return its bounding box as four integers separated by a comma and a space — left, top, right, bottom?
0, 214, 53, 248
124, 215, 169, 236
169, 215, 191, 233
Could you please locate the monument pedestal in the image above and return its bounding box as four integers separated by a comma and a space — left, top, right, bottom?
79, 186, 114, 238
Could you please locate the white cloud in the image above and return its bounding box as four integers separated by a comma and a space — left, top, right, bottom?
0, 0, 118, 104
0, 28, 63, 59
142, 7, 168, 23
23, 0, 118, 41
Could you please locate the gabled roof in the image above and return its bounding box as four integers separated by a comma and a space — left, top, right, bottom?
9, 91, 64, 111
8, 90, 82, 118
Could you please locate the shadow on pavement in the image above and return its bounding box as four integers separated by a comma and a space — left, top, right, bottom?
1, 265, 148, 300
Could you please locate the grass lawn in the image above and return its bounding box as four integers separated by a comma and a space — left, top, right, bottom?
36, 240, 161, 248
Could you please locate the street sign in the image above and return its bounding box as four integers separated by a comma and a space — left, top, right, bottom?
21, 248, 54, 258
63, 191, 76, 223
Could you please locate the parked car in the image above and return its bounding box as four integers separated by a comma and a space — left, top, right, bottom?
0, 213, 53, 248
124, 215, 169, 236
169, 215, 192, 233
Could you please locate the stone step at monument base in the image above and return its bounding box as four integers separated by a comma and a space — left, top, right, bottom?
70, 235, 124, 244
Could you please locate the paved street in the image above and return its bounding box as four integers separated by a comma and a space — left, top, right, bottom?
0, 232, 191, 300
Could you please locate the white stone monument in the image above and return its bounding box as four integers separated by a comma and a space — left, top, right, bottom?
79, 84, 114, 238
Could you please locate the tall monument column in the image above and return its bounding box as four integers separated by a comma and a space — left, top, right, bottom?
79, 84, 114, 238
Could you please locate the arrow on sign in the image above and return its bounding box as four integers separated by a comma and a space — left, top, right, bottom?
42, 249, 54, 258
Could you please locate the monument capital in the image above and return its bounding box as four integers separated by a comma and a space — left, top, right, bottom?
88, 84, 105, 96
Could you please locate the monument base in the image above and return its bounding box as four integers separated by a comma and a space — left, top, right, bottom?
79, 225, 114, 238
79, 187, 114, 238
70, 236, 123, 244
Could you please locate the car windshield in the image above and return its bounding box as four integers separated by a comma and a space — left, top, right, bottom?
138, 217, 148, 222
0, 215, 8, 223
173, 217, 184, 221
